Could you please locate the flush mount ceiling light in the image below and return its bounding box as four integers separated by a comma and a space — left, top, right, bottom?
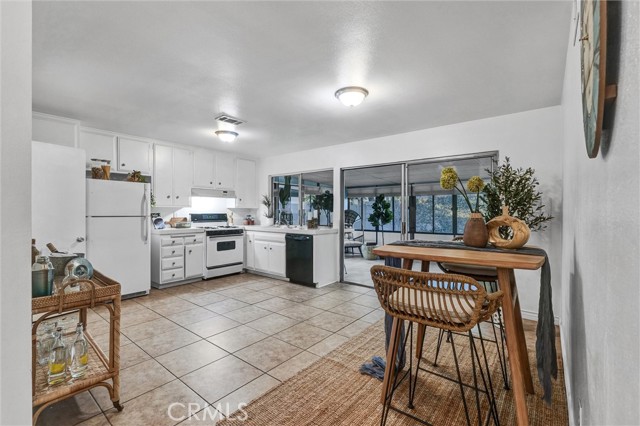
215, 130, 239, 143
335, 86, 369, 107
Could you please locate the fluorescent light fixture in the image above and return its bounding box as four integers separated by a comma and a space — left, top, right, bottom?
335, 86, 369, 107
215, 130, 239, 143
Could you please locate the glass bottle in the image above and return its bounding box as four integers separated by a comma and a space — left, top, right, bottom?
69, 323, 88, 378
37, 321, 57, 366
48, 327, 67, 385
60, 264, 80, 294
32, 255, 54, 297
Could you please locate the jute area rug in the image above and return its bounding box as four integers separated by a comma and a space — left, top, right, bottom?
219, 320, 568, 426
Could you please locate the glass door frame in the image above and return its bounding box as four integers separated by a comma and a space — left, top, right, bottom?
339, 151, 498, 285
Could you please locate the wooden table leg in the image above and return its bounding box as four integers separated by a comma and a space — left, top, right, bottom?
381, 316, 403, 404
415, 260, 430, 359
497, 268, 530, 426
509, 270, 534, 394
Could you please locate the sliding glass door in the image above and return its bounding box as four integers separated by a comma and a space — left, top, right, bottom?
405, 154, 496, 240
340, 152, 497, 287
342, 164, 405, 286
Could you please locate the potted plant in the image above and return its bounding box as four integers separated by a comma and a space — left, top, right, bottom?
278, 176, 292, 225
261, 194, 274, 226
365, 194, 393, 257
314, 190, 333, 227
440, 167, 487, 247
482, 157, 553, 237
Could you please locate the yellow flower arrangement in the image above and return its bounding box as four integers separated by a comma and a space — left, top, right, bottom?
439, 167, 485, 213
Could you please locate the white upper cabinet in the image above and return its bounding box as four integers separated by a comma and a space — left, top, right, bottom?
215, 152, 236, 190
194, 150, 236, 190
235, 158, 257, 208
172, 148, 193, 205
193, 150, 216, 188
153, 145, 193, 207
118, 136, 152, 174
154, 145, 173, 205
78, 128, 117, 169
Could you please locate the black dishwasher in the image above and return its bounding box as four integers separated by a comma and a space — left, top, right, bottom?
285, 234, 314, 286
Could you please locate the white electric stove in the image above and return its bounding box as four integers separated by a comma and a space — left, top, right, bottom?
190, 213, 244, 279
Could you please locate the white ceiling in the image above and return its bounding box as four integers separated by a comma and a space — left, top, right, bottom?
33, 1, 572, 158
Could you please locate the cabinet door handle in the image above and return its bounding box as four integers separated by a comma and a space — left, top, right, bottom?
171, 250, 175, 254
193, 239, 196, 242
176, 195, 180, 199
121, 163, 125, 167
210, 181, 213, 185
270, 247, 273, 250
172, 273, 175, 277
218, 182, 221, 185
172, 262, 175, 265
166, 195, 170, 199
76, 237, 85, 242
188, 250, 192, 254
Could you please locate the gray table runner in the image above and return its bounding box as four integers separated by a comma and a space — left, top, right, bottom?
385, 240, 558, 404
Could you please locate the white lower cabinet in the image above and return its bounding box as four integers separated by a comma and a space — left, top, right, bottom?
246, 232, 286, 277
185, 242, 204, 278
151, 231, 204, 288
243, 229, 339, 285
246, 232, 256, 269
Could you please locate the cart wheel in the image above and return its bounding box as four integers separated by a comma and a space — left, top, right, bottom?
113, 400, 124, 411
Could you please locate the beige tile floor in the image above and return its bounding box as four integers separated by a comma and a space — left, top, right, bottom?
36, 273, 383, 426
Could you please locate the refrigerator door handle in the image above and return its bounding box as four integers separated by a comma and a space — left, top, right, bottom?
142, 186, 149, 243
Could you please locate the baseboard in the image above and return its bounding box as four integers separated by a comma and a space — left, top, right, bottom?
560, 323, 575, 426
521, 308, 561, 325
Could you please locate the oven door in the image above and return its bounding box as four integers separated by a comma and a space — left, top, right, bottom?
206, 234, 244, 268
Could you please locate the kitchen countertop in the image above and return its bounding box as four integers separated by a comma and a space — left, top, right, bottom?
243, 225, 339, 235
151, 227, 205, 235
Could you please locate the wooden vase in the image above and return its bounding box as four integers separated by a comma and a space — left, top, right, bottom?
463, 212, 489, 248
486, 206, 531, 249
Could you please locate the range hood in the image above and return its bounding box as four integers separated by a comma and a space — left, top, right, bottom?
191, 187, 236, 198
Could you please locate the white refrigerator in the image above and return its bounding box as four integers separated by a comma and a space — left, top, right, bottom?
86, 179, 151, 297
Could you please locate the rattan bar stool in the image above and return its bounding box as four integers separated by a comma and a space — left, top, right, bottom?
434, 260, 510, 390
371, 265, 503, 426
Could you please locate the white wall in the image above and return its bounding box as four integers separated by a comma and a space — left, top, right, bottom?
259, 106, 564, 318
0, 1, 33, 424
560, 2, 639, 425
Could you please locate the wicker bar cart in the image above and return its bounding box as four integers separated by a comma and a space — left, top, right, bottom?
31, 270, 123, 424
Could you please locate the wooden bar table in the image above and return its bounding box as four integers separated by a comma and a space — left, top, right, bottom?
373, 244, 546, 426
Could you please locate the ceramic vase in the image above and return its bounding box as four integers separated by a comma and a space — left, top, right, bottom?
463, 212, 489, 248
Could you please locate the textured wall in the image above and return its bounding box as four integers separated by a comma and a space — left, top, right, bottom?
560, 1, 640, 424
0, 0, 33, 424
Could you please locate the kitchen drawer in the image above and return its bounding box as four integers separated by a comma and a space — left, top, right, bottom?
183, 234, 204, 245
161, 246, 184, 258
162, 257, 184, 270
161, 268, 184, 282
161, 236, 184, 247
